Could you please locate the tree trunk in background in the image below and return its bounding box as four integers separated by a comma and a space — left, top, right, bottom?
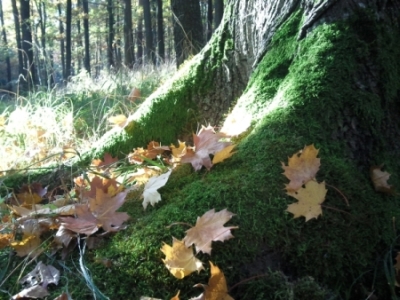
156, 0, 164, 63
124, 0, 135, 68
0, 0, 11, 85
214, 0, 223, 29
20, 0, 36, 87
170, 0, 204, 67
11, 0, 23, 77
207, 0, 212, 41
142, 0, 154, 64
83, 0, 90, 74
57, 3, 65, 81
107, 0, 114, 69
65, 0, 72, 79
77, 0, 82, 71
36, 0, 49, 86
136, 14, 143, 64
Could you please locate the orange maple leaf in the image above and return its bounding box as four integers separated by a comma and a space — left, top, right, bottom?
286, 181, 327, 222
192, 261, 234, 300
282, 144, 320, 191
184, 209, 238, 255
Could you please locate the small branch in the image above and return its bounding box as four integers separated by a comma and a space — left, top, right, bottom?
321, 204, 351, 216
166, 222, 193, 229
228, 274, 270, 292
325, 182, 349, 206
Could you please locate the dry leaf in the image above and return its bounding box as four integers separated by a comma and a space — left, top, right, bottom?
108, 114, 128, 128
370, 165, 394, 194
286, 181, 327, 222
10, 234, 42, 257
184, 209, 238, 254
282, 144, 320, 191
192, 262, 234, 300
181, 125, 231, 171
212, 144, 236, 164
142, 169, 172, 209
0, 233, 13, 249
161, 237, 204, 279
171, 141, 187, 158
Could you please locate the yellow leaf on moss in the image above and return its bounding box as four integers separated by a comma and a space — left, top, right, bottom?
286, 181, 327, 222
370, 165, 394, 194
10, 235, 42, 257
212, 145, 236, 164
282, 144, 320, 192
161, 237, 204, 279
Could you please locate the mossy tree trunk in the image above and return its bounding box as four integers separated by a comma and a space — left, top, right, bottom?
3, 1, 400, 298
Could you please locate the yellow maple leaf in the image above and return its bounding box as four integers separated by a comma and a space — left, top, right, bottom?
282, 144, 320, 191
286, 181, 327, 222
370, 165, 394, 194
10, 234, 42, 257
161, 237, 204, 279
0, 233, 13, 249
193, 261, 234, 300
212, 145, 236, 164
170, 141, 187, 158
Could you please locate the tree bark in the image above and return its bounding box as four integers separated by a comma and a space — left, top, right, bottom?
136, 13, 143, 65
170, 0, 205, 67
83, 0, 90, 74
156, 0, 164, 63
57, 3, 65, 81
11, 0, 23, 77
20, 0, 36, 87
142, 0, 154, 64
214, 0, 223, 29
65, 0, 72, 79
0, 0, 11, 85
207, 0, 213, 41
107, 0, 114, 69
124, 0, 135, 68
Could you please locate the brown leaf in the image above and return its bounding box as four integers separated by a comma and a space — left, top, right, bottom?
58, 204, 98, 235
181, 125, 231, 171
0, 233, 13, 249
370, 165, 394, 194
282, 144, 320, 192
184, 209, 238, 254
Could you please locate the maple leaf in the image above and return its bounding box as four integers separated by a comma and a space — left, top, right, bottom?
286, 181, 327, 222
181, 125, 231, 171
10, 235, 42, 257
108, 114, 128, 128
191, 262, 234, 300
129, 141, 168, 164
161, 237, 204, 279
0, 233, 13, 249
212, 144, 236, 165
15, 182, 47, 207
58, 204, 99, 235
170, 141, 187, 158
142, 169, 172, 209
184, 209, 238, 255
89, 189, 130, 232
370, 165, 394, 194
282, 144, 320, 191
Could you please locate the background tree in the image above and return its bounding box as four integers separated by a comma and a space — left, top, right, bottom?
124, 0, 135, 68
107, 0, 114, 69
65, 0, 72, 79
0, 0, 11, 85
142, 0, 154, 64
20, 0, 36, 86
57, 3, 65, 80
11, 0, 23, 77
83, 0, 90, 74
214, 0, 223, 29
156, 0, 164, 63
170, 0, 204, 67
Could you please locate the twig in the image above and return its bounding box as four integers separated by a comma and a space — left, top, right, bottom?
325, 182, 349, 206
321, 204, 351, 216
166, 222, 193, 229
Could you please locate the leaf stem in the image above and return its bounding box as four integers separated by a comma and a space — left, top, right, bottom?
166, 222, 193, 229
325, 182, 349, 206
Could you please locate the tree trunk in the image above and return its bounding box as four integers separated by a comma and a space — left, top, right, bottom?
107, 0, 114, 69
77, 0, 82, 71
171, 0, 205, 67
20, 0, 36, 87
136, 13, 143, 65
11, 0, 23, 77
206, 0, 213, 41
0, 0, 11, 86
142, 0, 154, 64
156, 0, 164, 63
57, 3, 65, 81
65, 0, 72, 79
83, 0, 90, 74
124, 0, 135, 68
5, 0, 400, 299
214, 0, 223, 29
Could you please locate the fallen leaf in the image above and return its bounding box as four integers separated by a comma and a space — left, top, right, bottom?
10, 234, 42, 257
286, 181, 327, 222
171, 291, 180, 300
0, 233, 13, 249
184, 209, 238, 254
142, 169, 172, 209
181, 125, 231, 171
108, 114, 128, 128
282, 144, 320, 191
20, 261, 60, 287
192, 262, 234, 300
58, 204, 99, 235
170, 141, 187, 158
212, 144, 236, 164
161, 237, 204, 279
12, 285, 49, 299
370, 165, 394, 194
